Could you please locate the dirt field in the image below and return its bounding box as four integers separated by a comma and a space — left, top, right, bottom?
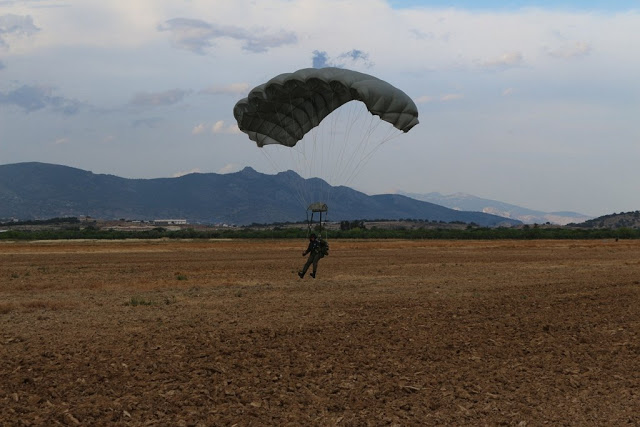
1, 239, 638, 426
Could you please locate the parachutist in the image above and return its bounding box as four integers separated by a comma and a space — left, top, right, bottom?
298, 233, 327, 279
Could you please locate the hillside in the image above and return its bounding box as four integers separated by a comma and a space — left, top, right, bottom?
571, 211, 640, 229
0, 162, 520, 227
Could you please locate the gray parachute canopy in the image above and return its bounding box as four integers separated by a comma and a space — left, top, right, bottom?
233, 67, 419, 147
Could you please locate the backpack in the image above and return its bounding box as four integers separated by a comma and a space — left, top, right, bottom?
318, 239, 329, 257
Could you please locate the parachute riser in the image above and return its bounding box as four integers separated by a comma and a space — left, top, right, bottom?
307, 203, 329, 240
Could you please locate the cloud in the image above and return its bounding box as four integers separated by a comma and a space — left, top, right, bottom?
243, 29, 298, 53
132, 117, 164, 128
0, 14, 40, 48
158, 18, 297, 54
191, 120, 240, 136
218, 163, 240, 174
53, 137, 69, 145
478, 52, 524, 70
312, 49, 373, 69
129, 89, 190, 107
441, 93, 463, 101
0, 0, 68, 7
414, 95, 433, 104
191, 123, 207, 135
199, 82, 249, 96
409, 28, 434, 40
502, 87, 515, 96
415, 94, 463, 103
546, 41, 592, 59
212, 120, 225, 133
212, 120, 240, 134
172, 168, 201, 177
0, 84, 81, 114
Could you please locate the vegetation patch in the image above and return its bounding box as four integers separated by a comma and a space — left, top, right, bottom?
126, 296, 154, 306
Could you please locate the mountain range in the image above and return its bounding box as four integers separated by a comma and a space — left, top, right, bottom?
0, 162, 521, 227
399, 191, 592, 225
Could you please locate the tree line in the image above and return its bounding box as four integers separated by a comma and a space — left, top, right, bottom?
2, 226, 639, 240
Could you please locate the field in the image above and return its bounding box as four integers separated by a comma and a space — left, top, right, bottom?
1, 239, 639, 425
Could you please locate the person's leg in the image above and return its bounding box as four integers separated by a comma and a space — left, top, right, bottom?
299, 255, 313, 277
310, 254, 320, 277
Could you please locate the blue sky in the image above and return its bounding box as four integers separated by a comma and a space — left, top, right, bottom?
1, 0, 639, 218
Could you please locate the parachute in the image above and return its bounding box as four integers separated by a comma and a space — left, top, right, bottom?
233, 67, 419, 234
233, 67, 419, 148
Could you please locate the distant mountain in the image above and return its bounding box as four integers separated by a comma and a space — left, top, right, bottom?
0, 162, 520, 227
399, 191, 592, 225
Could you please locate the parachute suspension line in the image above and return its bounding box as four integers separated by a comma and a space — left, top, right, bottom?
337, 105, 377, 185
339, 114, 403, 188
319, 90, 342, 210
283, 90, 324, 212
324, 101, 360, 206
342, 129, 402, 189
258, 144, 310, 217
255, 98, 313, 213
323, 104, 387, 191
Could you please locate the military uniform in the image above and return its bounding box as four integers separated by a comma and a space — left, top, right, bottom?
299, 238, 323, 278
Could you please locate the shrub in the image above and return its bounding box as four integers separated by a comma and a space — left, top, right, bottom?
126, 296, 154, 306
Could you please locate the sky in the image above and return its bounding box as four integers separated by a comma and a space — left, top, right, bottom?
1, 0, 639, 217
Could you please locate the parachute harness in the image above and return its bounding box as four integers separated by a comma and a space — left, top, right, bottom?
306, 203, 329, 241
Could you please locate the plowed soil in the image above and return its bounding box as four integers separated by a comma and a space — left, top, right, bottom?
1, 239, 639, 426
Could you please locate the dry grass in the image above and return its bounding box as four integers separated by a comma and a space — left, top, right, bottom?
0, 302, 15, 314
1, 239, 639, 425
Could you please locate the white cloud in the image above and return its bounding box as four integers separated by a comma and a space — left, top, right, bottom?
0, 14, 40, 48
414, 95, 433, 103
212, 120, 225, 133
440, 93, 464, 101
192, 120, 240, 136
191, 123, 206, 135
218, 163, 240, 174
502, 88, 515, 96
172, 168, 201, 177
478, 52, 524, 69
546, 41, 592, 59
415, 94, 464, 103
212, 120, 240, 135
200, 83, 249, 96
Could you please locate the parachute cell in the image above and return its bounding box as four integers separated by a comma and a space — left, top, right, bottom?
233, 67, 419, 147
